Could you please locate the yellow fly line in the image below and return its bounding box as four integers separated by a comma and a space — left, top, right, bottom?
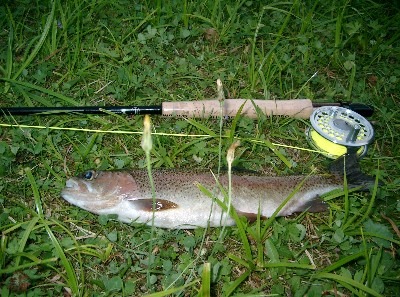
307, 129, 364, 158
0, 122, 323, 154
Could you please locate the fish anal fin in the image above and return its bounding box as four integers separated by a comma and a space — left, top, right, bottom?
236, 211, 266, 223
129, 199, 178, 212
295, 197, 328, 213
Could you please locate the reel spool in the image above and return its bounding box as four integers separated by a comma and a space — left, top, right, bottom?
306, 106, 374, 159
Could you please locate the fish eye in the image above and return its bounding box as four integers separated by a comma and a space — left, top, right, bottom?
83, 170, 96, 181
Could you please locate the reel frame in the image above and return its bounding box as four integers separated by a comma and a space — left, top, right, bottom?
306, 106, 374, 159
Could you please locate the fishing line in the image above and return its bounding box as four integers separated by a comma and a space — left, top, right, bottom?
306, 106, 374, 159
0, 123, 209, 137
0, 122, 322, 154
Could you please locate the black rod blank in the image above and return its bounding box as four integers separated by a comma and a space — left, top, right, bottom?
0, 105, 162, 116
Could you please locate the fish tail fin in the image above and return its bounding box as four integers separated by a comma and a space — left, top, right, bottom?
329, 152, 376, 189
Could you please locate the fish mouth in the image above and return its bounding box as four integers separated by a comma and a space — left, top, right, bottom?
61, 178, 99, 208
64, 178, 97, 194
65, 178, 79, 189
61, 178, 85, 203
61, 179, 90, 208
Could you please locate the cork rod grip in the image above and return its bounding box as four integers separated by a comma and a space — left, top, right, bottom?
162, 99, 314, 119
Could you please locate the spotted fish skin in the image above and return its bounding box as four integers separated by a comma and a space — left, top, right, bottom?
61, 168, 348, 229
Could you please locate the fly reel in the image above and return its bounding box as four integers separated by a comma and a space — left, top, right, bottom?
306, 106, 374, 159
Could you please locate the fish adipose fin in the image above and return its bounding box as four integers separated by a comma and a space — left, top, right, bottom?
329, 152, 375, 189
128, 199, 179, 212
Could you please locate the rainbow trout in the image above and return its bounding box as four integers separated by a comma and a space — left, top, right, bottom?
61, 168, 358, 229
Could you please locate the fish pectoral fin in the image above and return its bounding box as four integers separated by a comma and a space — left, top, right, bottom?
236, 210, 267, 223
296, 197, 328, 213
128, 199, 179, 212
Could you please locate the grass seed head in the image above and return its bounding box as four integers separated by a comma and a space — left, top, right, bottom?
227, 140, 241, 166
141, 115, 152, 153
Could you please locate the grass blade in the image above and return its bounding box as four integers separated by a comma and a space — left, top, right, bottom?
2, 21, 13, 93
228, 254, 252, 270
44, 223, 80, 296
224, 269, 251, 297
322, 250, 365, 273
352, 171, 380, 228
25, 166, 80, 295
264, 238, 281, 276
345, 232, 400, 246
199, 262, 211, 297
1, 78, 80, 106
313, 272, 383, 297
143, 280, 198, 297
15, 217, 39, 267
262, 262, 315, 270
261, 174, 311, 236
195, 181, 253, 261
11, 1, 56, 80
185, 118, 217, 137
0, 257, 59, 274
24, 167, 43, 218
253, 137, 292, 168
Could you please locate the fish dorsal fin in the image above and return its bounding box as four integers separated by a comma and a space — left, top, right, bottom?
128, 199, 179, 212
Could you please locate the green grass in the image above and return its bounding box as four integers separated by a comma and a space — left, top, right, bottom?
1, 0, 400, 296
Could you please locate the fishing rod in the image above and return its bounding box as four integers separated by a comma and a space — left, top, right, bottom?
0, 99, 374, 119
